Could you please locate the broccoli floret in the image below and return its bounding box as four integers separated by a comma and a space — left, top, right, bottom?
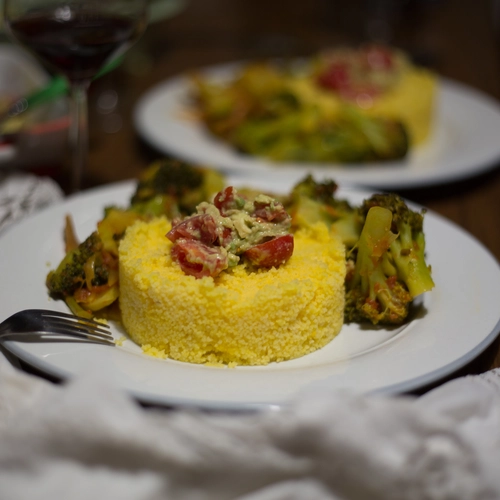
46, 230, 120, 318
359, 193, 435, 297
285, 175, 363, 248
46, 232, 105, 298
131, 158, 204, 203
130, 158, 225, 219
342, 107, 409, 162
231, 108, 409, 163
289, 174, 339, 203
345, 194, 434, 325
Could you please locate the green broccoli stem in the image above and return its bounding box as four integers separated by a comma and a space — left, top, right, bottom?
347, 206, 413, 325
390, 227, 435, 297
351, 206, 396, 297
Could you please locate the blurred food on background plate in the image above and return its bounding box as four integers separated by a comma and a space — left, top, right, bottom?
191, 44, 436, 164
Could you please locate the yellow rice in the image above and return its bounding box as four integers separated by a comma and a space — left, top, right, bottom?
119, 217, 346, 366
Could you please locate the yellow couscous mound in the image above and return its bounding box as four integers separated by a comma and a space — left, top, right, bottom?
365, 67, 436, 146
119, 217, 346, 366
288, 65, 436, 149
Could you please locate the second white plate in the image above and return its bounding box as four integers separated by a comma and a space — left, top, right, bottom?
134, 63, 500, 189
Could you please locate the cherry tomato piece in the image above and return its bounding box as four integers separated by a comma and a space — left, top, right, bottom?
253, 199, 290, 223
167, 214, 218, 245
213, 186, 236, 215
244, 234, 294, 268
171, 239, 228, 278
364, 45, 393, 70
317, 62, 350, 91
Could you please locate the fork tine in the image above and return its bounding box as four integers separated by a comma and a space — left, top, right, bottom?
0, 309, 117, 346
40, 324, 115, 342
38, 309, 111, 328
43, 317, 113, 337
38, 310, 113, 336
48, 332, 115, 346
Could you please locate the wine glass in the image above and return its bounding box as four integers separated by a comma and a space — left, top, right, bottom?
3, 0, 149, 192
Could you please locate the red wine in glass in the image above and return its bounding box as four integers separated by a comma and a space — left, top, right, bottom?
8, 9, 144, 83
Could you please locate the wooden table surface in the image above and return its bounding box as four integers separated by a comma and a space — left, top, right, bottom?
27, 0, 500, 389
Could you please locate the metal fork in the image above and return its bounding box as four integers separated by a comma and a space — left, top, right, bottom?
0, 309, 115, 346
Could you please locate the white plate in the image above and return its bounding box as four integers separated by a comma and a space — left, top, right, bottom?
134, 62, 500, 189
2, 178, 500, 410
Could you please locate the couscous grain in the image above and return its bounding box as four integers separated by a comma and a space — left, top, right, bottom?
119, 217, 345, 365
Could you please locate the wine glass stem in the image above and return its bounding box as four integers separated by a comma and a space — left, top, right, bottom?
68, 81, 90, 193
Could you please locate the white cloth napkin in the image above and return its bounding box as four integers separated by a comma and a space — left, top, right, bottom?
1, 356, 500, 500
0, 171, 64, 234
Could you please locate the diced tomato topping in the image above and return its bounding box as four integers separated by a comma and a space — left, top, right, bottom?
317, 64, 380, 101
317, 62, 350, 91
218, 226, 233, 247
167, 214, 218, 245
317, 44, 395, 101
364, 45, 393, 70
253, 199, 290, 223
171, 239, 228, 278
169, 186, 294, 278
244, 234, 294, 268
214, 186, 241, 216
